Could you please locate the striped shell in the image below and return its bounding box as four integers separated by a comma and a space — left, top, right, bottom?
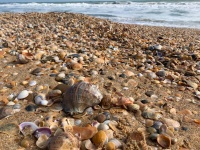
62, 81, 103, 115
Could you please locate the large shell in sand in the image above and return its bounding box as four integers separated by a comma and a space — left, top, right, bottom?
62, 81, 103, 115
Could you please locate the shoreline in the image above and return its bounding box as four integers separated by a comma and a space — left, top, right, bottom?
1, 12, 200, 31
0, 12, 200, 149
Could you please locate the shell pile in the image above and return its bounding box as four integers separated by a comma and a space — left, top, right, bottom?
0, 12, 200, 149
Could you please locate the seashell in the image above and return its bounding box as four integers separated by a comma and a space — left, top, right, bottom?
104, 130, 114, 141
29, 80, 37, 86
55, 72, 66, 81
115, 96, 133, 106
127, 104, 140, 111
34, 93, 46, 105
98, 123, 109, 131
96, 114, 107, 123
100, 94, 112, 109
157, 134, 171, 148
33, 127, 51, 138
36, 134, 49, 149
48, 132, 80, 150
71, 62, 83, 70
92, 130, 108, 147
162, 118, 180, 128
20, 136, 35, 148
40, 100, 49, 106
149, 133, 159, 141
31, 68, 43, 76
62, 81, 103, 115
105, 142, 115, 150
0, 106, 15, 119
72, 126, 98, 141
17, 51, 34, 64
109, 139, 122, 148
19, 122, 38, 136
17, 90, 29, 99
81, 139, 96, 150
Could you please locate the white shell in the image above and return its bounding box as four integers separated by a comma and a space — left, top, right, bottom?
6, 101, 15, 106
109, 139, 122, 148
17, 90, 29, 99
40, 100, 48, 106
34, 94, 45, 105
29, 80, 37, 86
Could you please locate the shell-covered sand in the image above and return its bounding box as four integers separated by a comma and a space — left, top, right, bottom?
0, 12, 200, 150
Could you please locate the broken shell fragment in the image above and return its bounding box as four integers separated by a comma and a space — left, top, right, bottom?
62, 81, 103, 115
157, 134, 171, 148
72, 126, 98, 141
36, 134, 49, 149
17, 51, 34, 64
19, 122, 38, 136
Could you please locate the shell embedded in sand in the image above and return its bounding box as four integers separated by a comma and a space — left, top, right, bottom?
157, 134, 171, 148
62, 81, 103, 115
17, 51, 34, 64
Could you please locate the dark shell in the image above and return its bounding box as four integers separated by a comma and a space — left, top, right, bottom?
62, 81, 103, 115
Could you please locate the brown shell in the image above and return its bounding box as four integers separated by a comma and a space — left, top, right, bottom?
62, 81, 103, 115
48, 132, 80, 150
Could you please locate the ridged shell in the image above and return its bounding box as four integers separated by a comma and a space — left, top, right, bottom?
62, 81, 103, 115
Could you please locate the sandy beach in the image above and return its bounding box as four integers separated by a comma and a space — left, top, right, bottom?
0, 12, 200, 150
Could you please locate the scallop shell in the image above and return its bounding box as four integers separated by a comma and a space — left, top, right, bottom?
62, 81, 103, 115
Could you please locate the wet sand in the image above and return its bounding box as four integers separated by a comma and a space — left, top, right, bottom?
0, 12, 200, 150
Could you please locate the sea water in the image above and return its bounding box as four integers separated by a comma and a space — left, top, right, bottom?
0, 0, 200, 29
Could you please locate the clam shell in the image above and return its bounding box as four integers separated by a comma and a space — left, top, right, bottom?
162, 118, 180, 128
48, 132, 80, 150
36, 134, 49, 149
17, 90, 29, 99
62, 81, 103, 115
19, 122, 38, 136
29, 80, 37, 86
91, 130, 108, 147
109, 139, 122, 148
33, 127, 51, 138
81, 139, 96, 150
157, 134, 171, 148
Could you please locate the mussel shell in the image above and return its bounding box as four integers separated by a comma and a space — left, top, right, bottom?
62, 81, 103, 115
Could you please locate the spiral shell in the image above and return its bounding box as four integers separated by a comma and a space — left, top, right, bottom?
62, 81, 103, 115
